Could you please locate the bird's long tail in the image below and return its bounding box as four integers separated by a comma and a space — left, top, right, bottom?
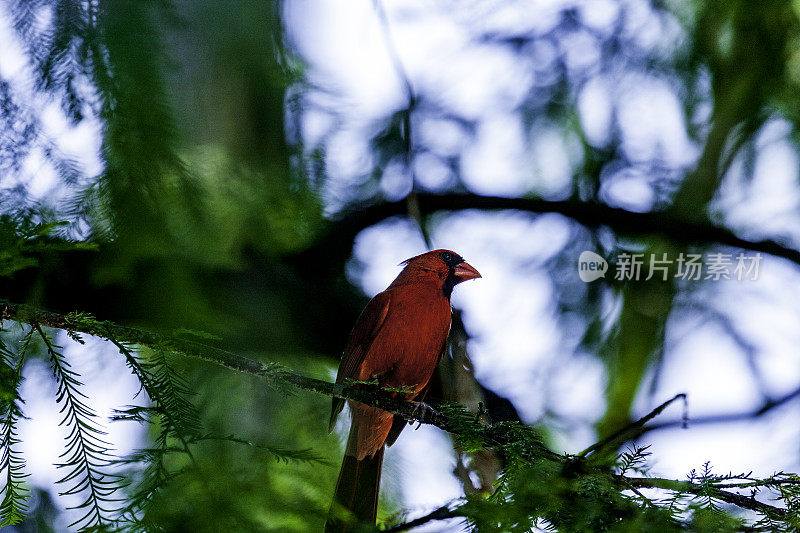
324, 427, 384, 532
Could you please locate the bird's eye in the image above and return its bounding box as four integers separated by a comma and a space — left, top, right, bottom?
439, 251, 453, 262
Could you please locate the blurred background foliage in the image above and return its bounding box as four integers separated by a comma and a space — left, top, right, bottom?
1, 0, 800, 530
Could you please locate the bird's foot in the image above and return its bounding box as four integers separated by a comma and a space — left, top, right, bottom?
408, 401, 439, 429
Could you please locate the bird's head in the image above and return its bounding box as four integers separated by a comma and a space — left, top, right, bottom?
397, 249, 481, 297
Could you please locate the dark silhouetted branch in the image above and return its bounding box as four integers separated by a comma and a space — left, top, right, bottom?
382, 505, 461, 532
643, 384, 800, 433
326, 194, 800, 268
580, 393, 687, 457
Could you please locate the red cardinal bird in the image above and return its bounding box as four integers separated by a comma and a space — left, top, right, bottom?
325, 249, 481, 531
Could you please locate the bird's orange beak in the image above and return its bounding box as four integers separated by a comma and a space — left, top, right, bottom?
453, 261, 481, 282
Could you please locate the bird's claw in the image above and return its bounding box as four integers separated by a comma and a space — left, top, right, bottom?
408, 401, 439, 429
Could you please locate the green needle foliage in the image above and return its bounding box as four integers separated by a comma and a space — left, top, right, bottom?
0, 310, 333, 531
37, 325, 121, 530
0, 328, 32, 526
109, 343, 202, 530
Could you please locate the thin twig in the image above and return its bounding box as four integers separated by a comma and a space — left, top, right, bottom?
382, 506, 460, 532
643, 384, 800, 433
580, 393, 687, 457
373, 0, 414, 99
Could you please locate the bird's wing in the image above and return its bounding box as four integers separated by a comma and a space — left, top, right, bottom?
328, 290, 392, 432
384, 337, 447, 447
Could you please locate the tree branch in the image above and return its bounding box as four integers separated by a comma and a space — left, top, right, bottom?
328, 194, 800, 267
621, 475, 786, 518
0, 301, 560, 462
382, 474, 789, 532
642, 384, 800, 433
0, 301, 790, 522
580, 393, 687, 457
382, 505, 461, 533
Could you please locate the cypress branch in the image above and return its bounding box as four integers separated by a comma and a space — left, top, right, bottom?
35, 324, 121, 530
0, 302, 794, 525
620, 475, 788, 518
0, 328, 31, 526
105, 339, 200, 526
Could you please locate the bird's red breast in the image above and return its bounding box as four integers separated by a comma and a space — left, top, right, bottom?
330, 249, 481, 460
